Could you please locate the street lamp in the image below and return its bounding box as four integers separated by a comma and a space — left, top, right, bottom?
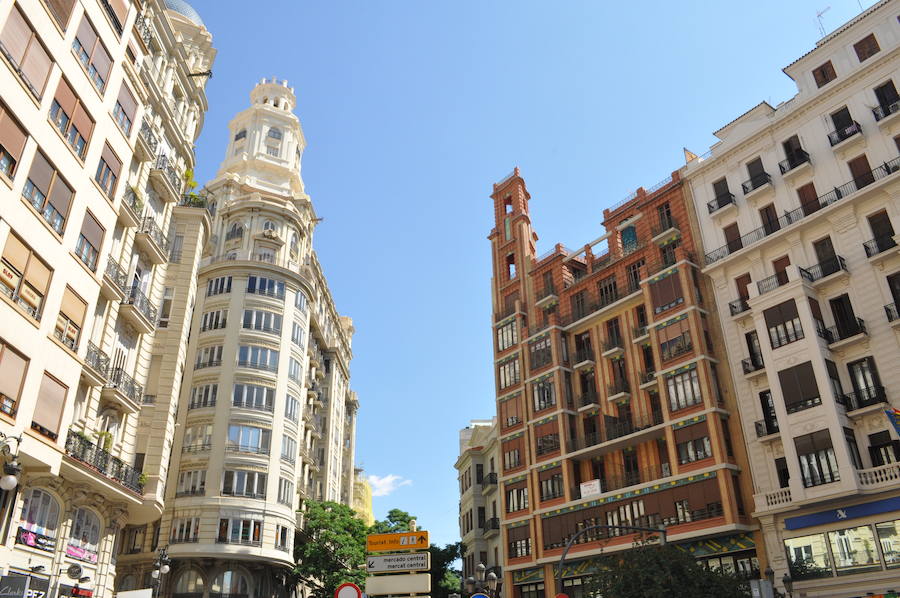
463, 563, 500, 598
151, 546, 171, 598
0, 433, 22, 491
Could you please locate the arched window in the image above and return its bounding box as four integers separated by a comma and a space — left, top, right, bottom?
20, 488, 60, 538
267, 128, 283, 141
211, 570, 249, 597
175, 570, 205, 594
68, 508, 101, 563
290, 232, 299, 256
228, 222, 244, 241
263, 220, 276, 232
234, 129, 246, 142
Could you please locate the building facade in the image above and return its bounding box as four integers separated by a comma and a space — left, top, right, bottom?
455, 419, 504, 585
112, 77, 360, 598
683, 1, 900, 595
352, 469, 374, 527
486, 167, 762, 597
0, 0, 214, 597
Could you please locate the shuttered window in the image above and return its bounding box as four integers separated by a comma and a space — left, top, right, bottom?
72, 16, 112, 91
54, 286, 86, 350
49, 77, 93, 158
812, 61, 836, 87
853, 34, 880, 62
649, 272, 683, 314
113, 82, 137, 134
32, 372, 68, 440
0, 340, 28, 417
797, 182, 820, 216
22, 150, 73, 234
95, 143, 121, 197
0, 5, 53, 98
0, 100, 27, 178
778, 362, 820, 413
764, 299, 803, 349
75, 211, 104, 271
1, 232, 52, 320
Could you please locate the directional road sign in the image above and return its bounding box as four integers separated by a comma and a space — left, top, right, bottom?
366, 552, 431, 573
365, 573, 431, 596
366, 531, 429, 552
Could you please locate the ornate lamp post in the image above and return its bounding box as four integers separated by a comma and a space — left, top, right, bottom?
464, 563, 500, 598
0, 432, 23, 491
151, 546, 171, 598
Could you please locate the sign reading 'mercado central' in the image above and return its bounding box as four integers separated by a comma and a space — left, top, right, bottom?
367, 551, 431, 573
366, 531, 429, 552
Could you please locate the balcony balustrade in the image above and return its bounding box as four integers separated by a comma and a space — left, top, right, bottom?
754, 419, 779, 438
707, 192, 735, 214
873, 101, 900, 122
799, 256, 847, 282
885, 303, 899, 322
824, 317, 867, 345
82, 342, 110, 386
778, 150, 810, 174
864, 235, 898, 258
578, 391, 599, 409
742, 172, 772, 194
151, 155, 183, 201
756, 271, 789, 295
840, 385, 887, 411
828, 121, 862, 146
742, 355, 765, 375
104, 367, 143, 408
137, 120, 159, 160
64, 432, 143, 493
120, 284, 158, 333
729, 298, 750, 316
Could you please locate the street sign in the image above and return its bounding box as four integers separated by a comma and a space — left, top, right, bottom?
334, 583, 362, 598
472, 594, 491, 598
366, 552, 431, 573
365, 574, 431, 596
366, 531, 429, 552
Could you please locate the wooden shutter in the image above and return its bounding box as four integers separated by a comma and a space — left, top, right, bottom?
2, 234, 29, 273
101, 144, 122, 175
763, 300, 797, 330
54, 78, 77, 116
674, 422, 709, 444
0, 345, 27, 403
117, 83, 138, 121
27, 151, 54, 196
848, 155, 873, 187
72, 102, 93, 141
797, 182, 820, 214
108, 0, 129, 27
20, 31, 52, 96
46, 0, 76, 28
0, 7, 30, 64
735, 274, 751, 299
91, 43, 112, 82
808, 298, 824, 322
75, 17, 98, 54
60, 286, 86, 325
538, 466, 561, 482
724, 223, 741, 251
47, 175, 73, 219
507, 523, 529, 543
33, 373, 67, 434
24, 254, 51, 294
0, 103, 27, 167
80, 211, 104, 250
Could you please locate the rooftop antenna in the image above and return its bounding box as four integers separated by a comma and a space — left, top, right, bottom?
816, 6, 831, 37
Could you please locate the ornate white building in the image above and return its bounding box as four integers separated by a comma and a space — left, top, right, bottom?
114, 77, 359, 598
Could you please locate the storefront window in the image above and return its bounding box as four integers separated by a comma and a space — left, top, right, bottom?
828, 525, 879, 574
785, 533, 832, 579
876, 520, 900, 568
518, 582, 544, 598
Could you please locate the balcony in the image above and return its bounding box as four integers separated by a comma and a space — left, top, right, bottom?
632, 325, 648, 342
741, 355, 765, 376
840, 385, 887, 413
102, 367, 143, 414
707, 192, 736, 215
886, 303, 900, 325
237, 360, 278, 372
857, 462, 900, 491
135, 120, 159, 161
134, 15, 153, 47
149, 155, 182, 202
651, 216, 680, 244
577, 391, 599, 410
535, 285, 558, 309
798, 256, 847, 284
873, 101, 900, 127
660, 337, 693, 363
225, 444, 270, 456
482, 517, 500, 537
827, 121, 862, 147
120, 285, 157, 334
704, 157, 900, 265
607, 380, 630, 402
639, 370, 657, 389
601, 336, 624, 358
824, 317, 867, 348
661, 502, 724, 528
101, 256, 128, 302
568, 410, 664, 454
785, 396, 822, 414
741, 172, 773, 197
215, 538, 262, 547
65, 432, 143, 494
481, 472, 498, 493
569, 464, 671, 500
178, 192, 215, 220
118, 187, 143, 227
754, 419, 779, 438
756, 488, 792, 511
574, 348, 595, 368
729, 298, 750, 317
232, 399, 274, 412
182, 443, 211, 454
756, 271, 789, 296
778, 150, 811, 176
863, 235, 897, 260
81, 342, 110, 386
135, 217, 169, 264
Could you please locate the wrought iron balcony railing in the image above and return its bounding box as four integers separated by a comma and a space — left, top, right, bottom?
65, 432, 143, 493
778, 149, 810, 174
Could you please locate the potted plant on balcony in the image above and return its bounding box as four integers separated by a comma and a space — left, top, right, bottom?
94, 431, 113, 452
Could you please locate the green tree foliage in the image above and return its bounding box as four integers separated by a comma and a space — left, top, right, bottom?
369, 508, 415, 534
582, 544, 750, 598
294, 500, 368, 598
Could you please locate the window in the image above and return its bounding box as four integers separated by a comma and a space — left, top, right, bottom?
795, 430, 839, 487
812, 61, 836, 87
281, 434, 297, 464
268, 128, 283, 140
75, 211, 104, 271
222, 470, 266, 498
294, 290, 308, 312
201, 309, 227, 332
499, 397, 521, 429
506, 486, 528, 512
288, 357, 301, 381
266, 145, 279, 157
95, 144, 121, 198
22, 151, 73, 234
539, 470, 563, 501
50, 78, 93, 158
43, 0, 76, 29
32, 372, 67, 440
176, 470, 206, 496
0, 101, 26, 179
278, 478, 294, 505
285, 394, 300, 422
1, 233, 51, 320
113, 83, 137, 135
72, 16, 112, 91
0, 339, 27, 417
247, 275, 285, 299
784, 533, 830, 576
207, 276, 232, 296
242, 309, 282, 333
666, 368, 702, 412
182, 424, 212, 451
844, 428, 863, 470
188, 384, 217, 409
536, 432, 560, 455
854, 33, 880, 62
723, 223, 742, 253
232, 383, 274, 410
54, 286, 86, 350
598, 275, 618, 306
227, 424, 271, 454
217, 518, 262, 545
170, 517, 200, 543
19, 488, 60, 540
194, 345, 222, 369
238, 345, 279, 371
211, 572, 251, 598
0, 5, 52, 98
847, 357, 882, 404
529, 336, 552, 370
869, 430, 900, 467
497, 320, 517, 351
503, 448, 520, 470
677, 437, 712, 464
659, 319, 692, 362
291, 322, 305, 347
778, 362, 821, 413
275, 524, 291, 550
532, 379, 555, 412
648, 271, 683, 314
506, 254, 516, 279
498, 358, 520, 389
764, 300, 803, 349
234, 129, 246, 141
102, 0, 128, 35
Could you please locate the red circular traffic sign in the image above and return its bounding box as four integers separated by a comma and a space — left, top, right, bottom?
556, 593, 569, 598
335, 583, 362, 598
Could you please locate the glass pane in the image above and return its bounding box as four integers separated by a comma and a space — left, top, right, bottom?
828, 525, 880, 574
877, 520, 900, 568
785, 533, 832, 579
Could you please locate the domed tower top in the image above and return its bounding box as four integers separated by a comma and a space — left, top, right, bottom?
164, 0, 206, 28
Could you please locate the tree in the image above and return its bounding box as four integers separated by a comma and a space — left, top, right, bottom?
294, 500, 368, 598
369, 508, 415, 534
582, 544, 750, 598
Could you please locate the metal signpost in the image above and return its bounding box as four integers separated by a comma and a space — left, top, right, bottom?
364, 526, 431, 598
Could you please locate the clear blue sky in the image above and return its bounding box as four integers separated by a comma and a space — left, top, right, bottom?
188, 0, 875, 546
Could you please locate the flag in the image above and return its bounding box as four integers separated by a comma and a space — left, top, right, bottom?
885, 407, 900, 438
683, 147, 699, 163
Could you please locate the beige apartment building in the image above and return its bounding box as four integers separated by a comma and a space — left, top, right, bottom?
456, 420, 504, 590
684, 1, 900, 595
0, 0, 214, 597
112, 77, 360, 598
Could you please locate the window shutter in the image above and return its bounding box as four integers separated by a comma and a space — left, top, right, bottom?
80, 211, 104, 250
0, 7, 30, 64
101, 144, 122, 176
47, 176, 73, 218
54, 78, 78, 115
27, 151, 54, 197
24, 254, 51, 293
20, 33, 51, 95
2, 234, 29, 273
75, 17, 98, 54
91, 44, 112, 82
33, 373, 67, 434
46, 0, 76, 28
60, 286, 86, 325
118, 83, 138, 120
507, 524, 529, 543
72, 103, 94, 140
0, 346, 27, 402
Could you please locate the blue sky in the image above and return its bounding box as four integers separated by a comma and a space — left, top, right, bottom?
187, 0, 875, 546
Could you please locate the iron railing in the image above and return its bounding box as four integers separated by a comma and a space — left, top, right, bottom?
633, 325, 648, 338
827, 121, 862, 146
139, 216, 170, 253
824, 317, 866, 344
778, 150, 810, 174
578, 391, 599, 408
481, 472, 498, 486
742, 355, 765, 374
481, 517, 500, 531
602, 336, 624, 353
122, 187, 144, 216
104, 256, 129, 294
105, 367, 143, 405
840, 385, 887, 411
639, 370, 656, 385
707, 192, 735, 214
755, 419, 779, 437
84, 342, 110, 378
123, 284, 158, 325
651, 216, 678, 237
608, 380, 630, 396
756, 271, 789, 295
139, 120, 159, 155
886, 303, 899, 322
154, 155, 183, 195
863, 235, 897, 257
729, 298, 750, 316
232, 399, 274, 412
65, 432, 143, 493
134, 15, 153, 46
742, 172, 772, 194
537, 285, 557, 300
785, 396, 822, 414
799, 256, 847, 282
574, 348, 594, 363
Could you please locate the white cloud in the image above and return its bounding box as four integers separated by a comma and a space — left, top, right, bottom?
368, 474, 413, 497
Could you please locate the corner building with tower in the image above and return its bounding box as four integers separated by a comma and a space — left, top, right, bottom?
683, 1, 900, 595
116, 78, 360, 597
486, 167, 762, 598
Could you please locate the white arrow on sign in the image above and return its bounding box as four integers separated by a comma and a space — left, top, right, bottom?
365, 573, 431, 596
366, 552, 431, 573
